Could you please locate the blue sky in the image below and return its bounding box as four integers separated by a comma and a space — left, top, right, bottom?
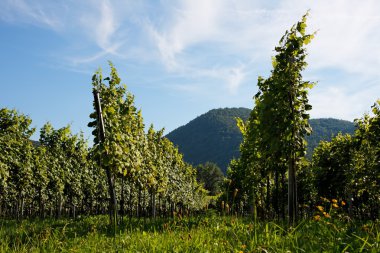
1, 0, 379, 142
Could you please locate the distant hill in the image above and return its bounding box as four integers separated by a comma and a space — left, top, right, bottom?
166, 108, 355, 174
166, 108, 250, 174
306, 118, 356, 158
31, 140, 40, 147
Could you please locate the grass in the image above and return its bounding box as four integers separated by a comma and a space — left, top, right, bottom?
0, 212, 379, 252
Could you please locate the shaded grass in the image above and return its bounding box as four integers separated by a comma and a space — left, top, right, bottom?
0, 213, 379, 252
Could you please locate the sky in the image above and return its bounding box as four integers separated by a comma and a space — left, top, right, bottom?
1, 0, 379, 142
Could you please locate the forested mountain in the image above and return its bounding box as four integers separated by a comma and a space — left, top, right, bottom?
307, 118, 356, 158
166, 108, 355, 174
166, 108, 250, 175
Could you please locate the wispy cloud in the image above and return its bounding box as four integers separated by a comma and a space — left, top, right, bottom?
1, 0, 379, 119
79, 0, 121, 53
302, 0, 380, 78
144, 0, 380, 98
227, 66, 246, 94
64, 0, 126, 67
0, 0, 63, 30
144, 0, 269, 93
310, 83, 380, 121
146, 0, 225, 70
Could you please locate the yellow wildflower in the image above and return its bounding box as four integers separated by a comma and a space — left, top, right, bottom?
341, 201, 346, 206
316, 205, 324, 212
332, 203, 339, 208
320, 197, 329, 202
234, 188, 239, 198
323, 212, 331, 218
362, 224, 370, 232
241, 244, 247, 249
313, 215, 321, 221
332, 199, 338, 203
225, 203, 230, 214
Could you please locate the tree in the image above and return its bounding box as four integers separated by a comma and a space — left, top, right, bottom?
39, 123, 88, 218
0, 108, 35, 219
352, 100, 380, 218
313, 134, 353, 200
0, 64, 207, 220
90, 63, 136, 225
229, 13, 315, 223
196, 162, 224, 196
257, 13, 315, 224
312, 100, 380, 219
31, 145, 49, 218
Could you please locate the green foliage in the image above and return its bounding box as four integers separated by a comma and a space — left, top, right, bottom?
39, 123, 91, 218
0, 63, 207, 219
87, 63, 207, 219
0, 108, 35, 219
89, 63, 145, 178
227, 12, 316, 222
313, 133, 353, 199
312, 100, 380, 219
0, 108, 97, 219
196, 162, 225, 196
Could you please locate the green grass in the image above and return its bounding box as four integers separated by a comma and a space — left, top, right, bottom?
0, 213, 379, 252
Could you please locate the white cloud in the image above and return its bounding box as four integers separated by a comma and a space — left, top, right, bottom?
0, 0, 63, 30
145, 0, 268, 92
227, 67, 246, 94
144, 0, 380, 97
141, 1, 327, 94
1, 0, 379, 118
303, 0, 380, 78
145, 0, 225, 71
79, 0, 120, 53
310, 81, 380, 121
68, 50, 109, 66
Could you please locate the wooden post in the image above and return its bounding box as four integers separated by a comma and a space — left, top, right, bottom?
288, 87, 298, 226
93, 89, 117, 233
93, 90, 106, 142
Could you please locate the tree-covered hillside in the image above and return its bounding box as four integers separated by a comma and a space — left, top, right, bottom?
166, 108, 355, 173
166, 108, 250, 174
307, 118, 356, 158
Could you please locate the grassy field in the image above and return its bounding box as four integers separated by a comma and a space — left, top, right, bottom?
1, 212, 379, 252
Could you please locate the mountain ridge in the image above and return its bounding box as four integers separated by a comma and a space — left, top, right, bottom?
166, 107, 356, 174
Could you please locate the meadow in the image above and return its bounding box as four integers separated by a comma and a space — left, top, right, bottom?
1, 212, 379, 252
